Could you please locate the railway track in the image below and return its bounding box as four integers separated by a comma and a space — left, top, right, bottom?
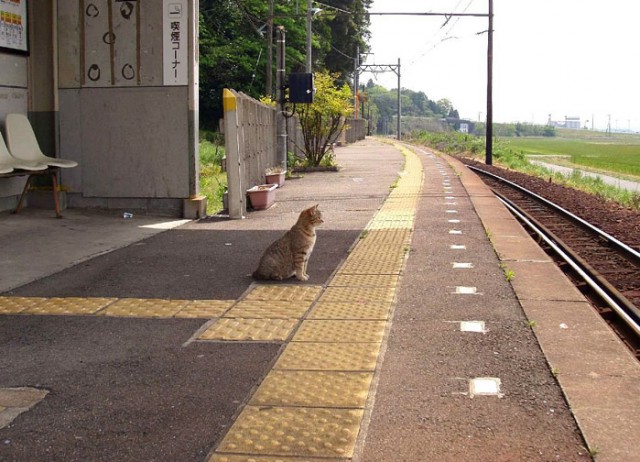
467, 165, 640, 359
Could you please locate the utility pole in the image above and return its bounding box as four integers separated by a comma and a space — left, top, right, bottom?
266, 0, 273, 96
276, 26, 287, 169
354, 45, 359, 119
368, 7, 492, 154
485, 0, 494, 165
397, 58, 401, 141
306, 0, 312, 72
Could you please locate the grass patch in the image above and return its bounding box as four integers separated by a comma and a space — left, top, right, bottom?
409, 131, 640, 209
507, 137, 640, 178
199, 133, 227, 214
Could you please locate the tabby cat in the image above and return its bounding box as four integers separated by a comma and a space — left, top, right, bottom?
252, 204, 323, 281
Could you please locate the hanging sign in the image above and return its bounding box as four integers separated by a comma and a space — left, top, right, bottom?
163, 0, 188, 85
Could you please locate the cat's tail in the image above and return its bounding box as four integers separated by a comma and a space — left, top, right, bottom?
252, 269, 268, 280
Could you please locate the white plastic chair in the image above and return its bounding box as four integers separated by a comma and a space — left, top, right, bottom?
5, 113, 78, 168
0, 129, 48, 172
0, 133, 13, 173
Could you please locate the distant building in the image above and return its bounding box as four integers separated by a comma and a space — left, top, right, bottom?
547, 115, 581, 129
443, 117, 476, 134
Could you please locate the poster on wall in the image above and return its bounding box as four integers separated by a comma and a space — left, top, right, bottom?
0, 0, 28, 54
163, 0, 188, 85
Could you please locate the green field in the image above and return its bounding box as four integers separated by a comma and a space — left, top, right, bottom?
505, 131, 640, 178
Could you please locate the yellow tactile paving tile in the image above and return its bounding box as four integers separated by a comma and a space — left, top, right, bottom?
292, 320, 386, 343
0, 297, 47, 314
338, 258, 404, 275
174, 300, 235, 318
329, 273, 398, 287
308, 302, 392, 320
274, 342, 381, 371
351, 241, 410, 257
375, 212, 415, 222
244, 285, 322, 302
347, 245, 406, 262
318, 286, 395, 305
100, 298, 189, 318
209, 455, 345, 462
356, 228, 411, 246
23, 297, 116, 315
365, 219, 414, 230
250, 370, 373, 408
199, 318, 298, 341
224, 300, 311, 319
215, 406, 364, 458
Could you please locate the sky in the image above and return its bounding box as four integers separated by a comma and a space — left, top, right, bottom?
364, 0, 640, 132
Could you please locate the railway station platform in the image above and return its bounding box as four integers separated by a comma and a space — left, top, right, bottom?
0, 138, 638, 462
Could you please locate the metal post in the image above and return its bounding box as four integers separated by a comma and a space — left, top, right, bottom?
306, 0, 312, 72
397, 58, 401, 140
485, 0, 493, 165
354, 45, 359, 119
276, 26, 287, 169
266, 0, 273, 96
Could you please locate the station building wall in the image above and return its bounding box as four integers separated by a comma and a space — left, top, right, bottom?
0, 0, 198, 217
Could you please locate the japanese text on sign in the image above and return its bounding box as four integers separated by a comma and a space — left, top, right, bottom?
163, 0, 188, 85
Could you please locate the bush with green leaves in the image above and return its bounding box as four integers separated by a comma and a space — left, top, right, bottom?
296, 71, 354, 167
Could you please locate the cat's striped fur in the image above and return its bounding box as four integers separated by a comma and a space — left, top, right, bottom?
252, 204, 323, 281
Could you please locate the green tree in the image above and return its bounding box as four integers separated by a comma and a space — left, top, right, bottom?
296, 71, 354, 166
198, 0, 372, 126
314, 0, 372, 84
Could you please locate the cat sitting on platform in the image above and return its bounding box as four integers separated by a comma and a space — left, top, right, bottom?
252, 204, 323, 281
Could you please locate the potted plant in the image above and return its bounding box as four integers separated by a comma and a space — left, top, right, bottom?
246, 183, 277, 210
265, 166, 286, 188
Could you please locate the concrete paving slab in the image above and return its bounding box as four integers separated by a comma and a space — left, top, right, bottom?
508, 260, 587, 302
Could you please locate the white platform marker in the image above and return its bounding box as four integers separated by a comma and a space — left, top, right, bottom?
460, 321, 487, 333
452, 262, 474, 269
448, 219, 460, 223
469, 377, 502, 397
449, 229, 462, 235
450, 244, 466, 250
455, 286, 477, 294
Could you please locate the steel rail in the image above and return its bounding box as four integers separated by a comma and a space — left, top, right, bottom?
496, 195, 640, 338
468, 165, 640, 263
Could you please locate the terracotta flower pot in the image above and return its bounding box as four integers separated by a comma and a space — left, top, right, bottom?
246, 184, 277, 210
265, 171, 285, 188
